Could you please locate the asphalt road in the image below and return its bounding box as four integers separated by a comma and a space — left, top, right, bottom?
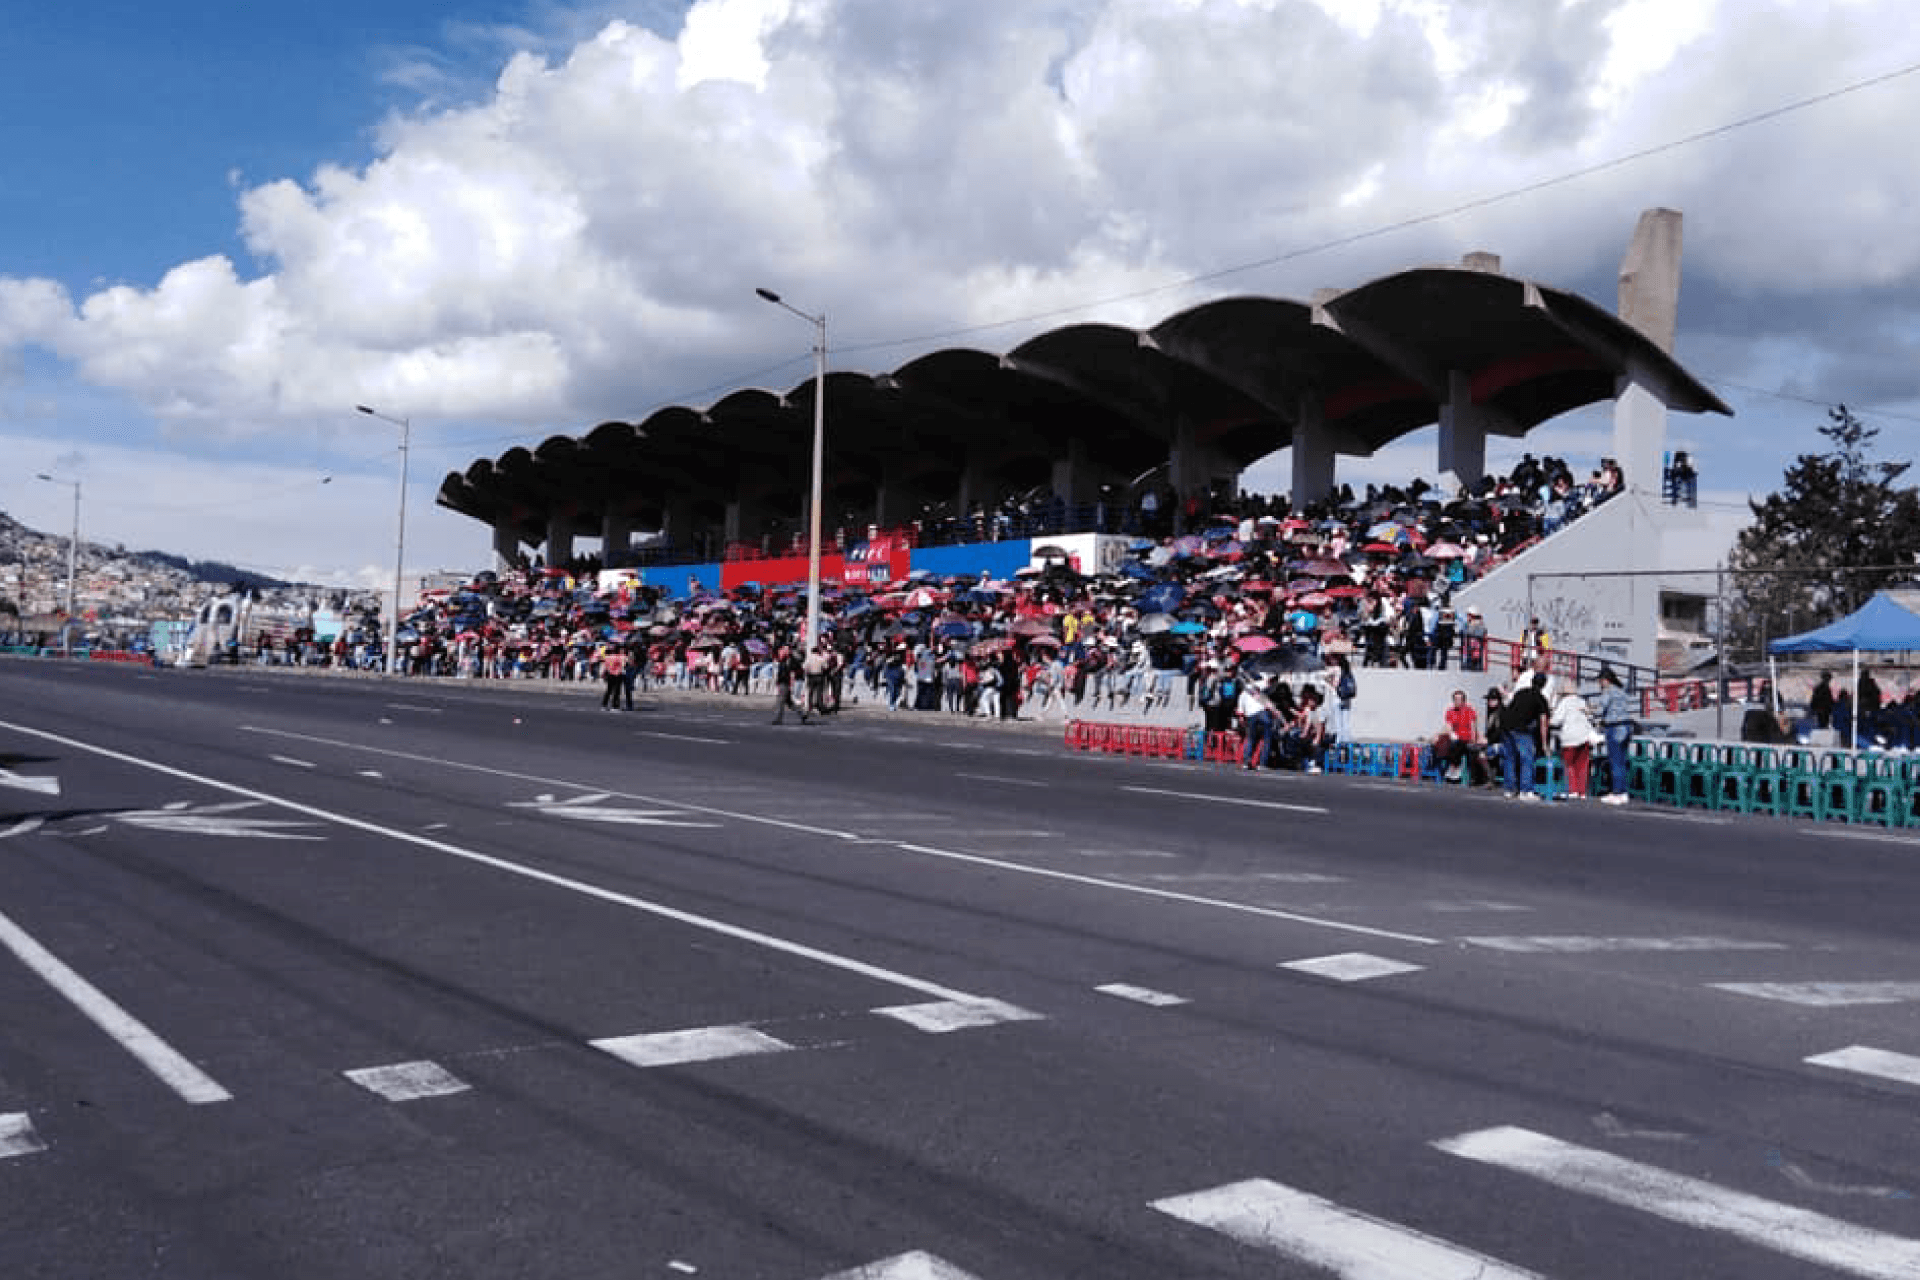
6, 658, 1920, 1278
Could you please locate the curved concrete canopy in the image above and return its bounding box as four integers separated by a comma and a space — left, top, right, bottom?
436, 254, 1731, 553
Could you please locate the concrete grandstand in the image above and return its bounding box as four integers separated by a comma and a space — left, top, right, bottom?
435, 208, 1734, 677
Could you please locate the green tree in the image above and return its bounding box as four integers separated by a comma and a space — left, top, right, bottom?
1728, 406, 1920, 657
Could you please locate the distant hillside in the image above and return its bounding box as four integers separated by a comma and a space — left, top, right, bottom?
0, 510, 288, 591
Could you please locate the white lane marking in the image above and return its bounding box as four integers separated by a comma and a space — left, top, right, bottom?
1152, 1177, 1543, 1279
1124, 784, 1328, 815
0, 766, 60, 796
269, 755, 316, 769
507, 794, 719, 828
895, 842, 1438, 945
1465, 935, 1786, 953
1283, 952, 1424, 982
1422, 899, 1532, 913
1592, 1112, 1691, 1143
824, 1252, 984, 1279
893, 841, 1437, 945
1095, 983, 1189, 1007
344, 1060, 470, 1102
357, 769, 384, 778
1, 1112, 49, 1159
871, 998, 1044, 1034
1713, 982, 1920, 1007
954, 773, 1049, 787
1813, 828, 1920, 847
633, 731, 729, 745
1772, 1153, 1912, 1200
0, 907, 232, 1105
591, 1025, 794, 1068
1140, 871, 1347, 884
1, 817, 46, 840
384, 703, 443, 713
1071, 848, 1179, 858
239, 724, 1435, 944
1620, 809, 1731, 825
113, 801, 325, 841
1807, 1045, 1920, 1088
668, 1261, 699, 1275
1436, 1126, 1920, 1279
7, 720, 990, 1005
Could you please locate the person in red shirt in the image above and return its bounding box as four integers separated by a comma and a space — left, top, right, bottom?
1439, 687, 1482, 783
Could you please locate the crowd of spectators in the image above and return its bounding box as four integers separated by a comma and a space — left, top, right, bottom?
260, 455, 1621, 755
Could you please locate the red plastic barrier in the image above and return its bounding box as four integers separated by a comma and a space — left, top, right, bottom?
1205, 730, 1243, 763
1064, 720, 1086, 750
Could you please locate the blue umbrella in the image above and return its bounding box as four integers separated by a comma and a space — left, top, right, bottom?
1170, 620, 1208, 635
1139, 582, 1186, 614
934, 619, 973, 639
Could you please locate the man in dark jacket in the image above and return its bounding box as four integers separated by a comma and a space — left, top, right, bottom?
1501, 672, 1552, 799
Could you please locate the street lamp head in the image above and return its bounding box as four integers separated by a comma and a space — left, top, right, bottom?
755, 287, 782, 304
35, 472, 51, 481
355, 404, 374, 415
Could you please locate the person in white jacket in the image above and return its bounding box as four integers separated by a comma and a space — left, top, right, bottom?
1550, 686, 1603, 799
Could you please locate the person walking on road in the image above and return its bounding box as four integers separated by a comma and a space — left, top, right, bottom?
771, 643, 809, 725
599, 645, 629, 711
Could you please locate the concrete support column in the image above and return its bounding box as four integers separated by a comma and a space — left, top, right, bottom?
1438, 369, 1489, 490
957, 452, 995, 519
1050, 437, 1094, 508
543, 515, 574, 569
600, 511, 632, 561
662, 495, 695, 556
1613, 377, 1668, 499
491, 521, 520, 573
874, 459, 920, 530
1290, 397, 1338, 510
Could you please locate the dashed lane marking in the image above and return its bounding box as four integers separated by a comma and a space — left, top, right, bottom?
269, 755, 316, 769
344, 1060, 470, 1102
871, 998, 1044, 1034
0, 1113, 48, 1159
1436, 1126, 1920, 1279
592, 1025, 796, 1068
633, 731, 729, 744
1807, 1045, 1920, 1088
0, 907, 232, 1105
1095, 983, 1189, 1007
1152, 1177, 1544, 1279
1282, 952, 1425, 983
1712, 982, 1920, 1007
1123, 784, 1328, 815
954, 773, 1049, 787
1465, 935, 1787, 953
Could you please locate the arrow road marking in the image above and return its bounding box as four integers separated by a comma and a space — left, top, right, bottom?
113, 801, 325, 841
508, 793, 719, 827
0, 767, 60, 796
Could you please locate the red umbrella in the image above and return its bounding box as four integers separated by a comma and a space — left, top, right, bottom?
1324, 585, 1367, 599
1009, 616, 1054, 638
1297, 558, 1351, 577
1362, 542, 1399, 555
1233, 634, 1280, 653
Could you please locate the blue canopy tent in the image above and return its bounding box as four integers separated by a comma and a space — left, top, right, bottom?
1768, 592, 1920, 733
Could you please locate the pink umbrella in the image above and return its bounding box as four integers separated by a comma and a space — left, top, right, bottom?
1425, 541, 1467, 559
1233, 634, 1280, 653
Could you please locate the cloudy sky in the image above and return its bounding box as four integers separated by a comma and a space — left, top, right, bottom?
3, 0, 1918, 587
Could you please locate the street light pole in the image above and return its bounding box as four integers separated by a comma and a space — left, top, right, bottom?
356, 404, 411, 676
34, 473, 79, 656
755, 287, 827, 648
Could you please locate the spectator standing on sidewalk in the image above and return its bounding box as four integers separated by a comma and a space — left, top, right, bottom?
1501, 672, 1552, 799
1593, 665, 1635, 804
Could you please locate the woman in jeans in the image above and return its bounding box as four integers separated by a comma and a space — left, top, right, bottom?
1593, 665, 1635, 804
